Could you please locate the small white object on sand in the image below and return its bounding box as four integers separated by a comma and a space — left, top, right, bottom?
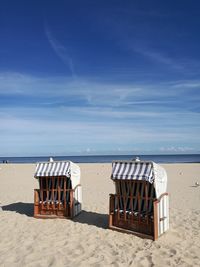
195, 182, 199, 187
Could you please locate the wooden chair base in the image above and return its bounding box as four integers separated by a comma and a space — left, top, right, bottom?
109, 225, 154, 240
109, 192, 169, 241
109, 212, 155, 239
34, 202, 73, 219
33, 177, 82, 220
34, 214, 68, 219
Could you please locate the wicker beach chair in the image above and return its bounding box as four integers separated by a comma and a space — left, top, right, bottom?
34, 161, 82, 219
109, 160, 169, 240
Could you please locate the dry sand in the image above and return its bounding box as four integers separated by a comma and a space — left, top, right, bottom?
0, 163, 200, 267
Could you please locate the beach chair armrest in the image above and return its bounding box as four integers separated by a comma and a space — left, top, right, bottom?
159, 216, 167, 221
154, 192, 169, 204
73, 184, 81, 191
153, 193, 169, 240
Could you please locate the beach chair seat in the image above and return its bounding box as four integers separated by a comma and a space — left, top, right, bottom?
34, 161, 82, 219
109, 160, 169, 240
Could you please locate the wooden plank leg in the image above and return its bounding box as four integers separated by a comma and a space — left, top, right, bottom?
153, 201, 158, 240
34, 189, 39, 217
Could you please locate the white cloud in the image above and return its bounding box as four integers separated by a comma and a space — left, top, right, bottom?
0, 71, 191, 107
159, 146, 196, 153
0, 112, 199, 156
0, 71, 200, 155
171, 80, 200, 89
133, 46, 183, 70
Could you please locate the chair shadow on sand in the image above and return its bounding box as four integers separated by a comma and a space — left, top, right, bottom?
73, 210, 108, 229
2, 202, 34, 217
1, 202, 108, 229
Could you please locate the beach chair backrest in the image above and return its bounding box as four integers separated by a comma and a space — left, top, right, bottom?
38, 176, 72, 204
114, 180, 156, 214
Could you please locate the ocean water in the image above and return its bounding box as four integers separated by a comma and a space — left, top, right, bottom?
0, 154, 200, 164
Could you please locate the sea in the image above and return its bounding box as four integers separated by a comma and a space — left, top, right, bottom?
0, 154, 200, 164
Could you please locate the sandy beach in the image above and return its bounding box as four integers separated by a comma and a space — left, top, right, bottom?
0, 163, 200, 267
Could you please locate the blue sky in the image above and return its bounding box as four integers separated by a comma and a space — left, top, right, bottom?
0, 0, 200, 156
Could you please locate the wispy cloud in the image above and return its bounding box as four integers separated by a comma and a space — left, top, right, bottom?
97, 12, 195, 74
1, 107, 199, 156
0, 72, 151, 105
1, 113, 199, 144
1, 72, 200, 115
44, 22, 76, 77
133, 46, 184, 70
171, 80, 200, 88
0, 71, 194, 104
0, 71, 200, 155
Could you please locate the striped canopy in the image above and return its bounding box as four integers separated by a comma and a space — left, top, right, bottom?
34, 161, 71, 178
111, 161, 154, 183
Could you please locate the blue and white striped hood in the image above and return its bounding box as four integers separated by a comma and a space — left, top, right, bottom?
111, 160, 167, 197
34, 161, 71, 178
111, 161, 154, 183
34, 160, 81, 190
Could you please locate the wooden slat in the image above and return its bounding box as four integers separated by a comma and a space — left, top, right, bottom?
109, 225, 153, 240
58, 178, 61, 210
130, 181, 134, 223
46, 177, 49, 210
64, 178, 66, 210
117, 180, 120, 210
138, 183, 141, 226
125, 181, 130, 214
121, 181, 126, 221
145, 182, 148, 226
109, 194, 114, 227
52, 177, 55, 210
70, 190, 73, 218
34, 189, 39, 216
134, 181, 139, 211
139, 182, 144, 214
41, 178, 44, 210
